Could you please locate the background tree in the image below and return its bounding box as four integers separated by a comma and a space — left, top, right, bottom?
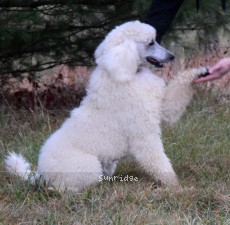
0, 0, 229, 77
169, 0, 230, 47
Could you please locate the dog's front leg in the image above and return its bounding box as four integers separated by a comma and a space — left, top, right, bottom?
161, 67, 208, 126
131, 134, 179, 187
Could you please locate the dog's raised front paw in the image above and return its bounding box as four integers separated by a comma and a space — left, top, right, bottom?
197, 67, 209, 78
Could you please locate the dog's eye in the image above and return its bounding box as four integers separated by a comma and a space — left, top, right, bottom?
149, 41, 155, 46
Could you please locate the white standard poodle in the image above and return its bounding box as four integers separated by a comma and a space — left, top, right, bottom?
5, 21, 208, 192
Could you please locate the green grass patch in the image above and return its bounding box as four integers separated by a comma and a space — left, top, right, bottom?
0, 96, 229, 224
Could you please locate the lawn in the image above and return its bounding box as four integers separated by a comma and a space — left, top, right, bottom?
0, 92, 229, 225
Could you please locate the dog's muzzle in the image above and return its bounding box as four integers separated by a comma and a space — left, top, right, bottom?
146, 54, 175, 68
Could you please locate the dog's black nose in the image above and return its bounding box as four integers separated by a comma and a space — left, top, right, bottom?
169, 54, 175, 61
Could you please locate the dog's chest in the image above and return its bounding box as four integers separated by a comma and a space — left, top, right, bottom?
129, 71, 165, 103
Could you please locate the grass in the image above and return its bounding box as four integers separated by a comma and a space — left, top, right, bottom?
0, 92, 229, 225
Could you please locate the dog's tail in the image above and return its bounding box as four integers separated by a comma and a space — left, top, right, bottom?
5, 152, 39, 183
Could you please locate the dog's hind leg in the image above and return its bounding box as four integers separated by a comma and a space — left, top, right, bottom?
101, 160, 118, 176
38, 152, 103, 192
131, 135, 179, 187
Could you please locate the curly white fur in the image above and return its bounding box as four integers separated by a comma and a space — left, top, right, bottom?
5, 21, 208, 192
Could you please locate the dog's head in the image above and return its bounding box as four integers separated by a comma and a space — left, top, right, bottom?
95, 21, 174, 82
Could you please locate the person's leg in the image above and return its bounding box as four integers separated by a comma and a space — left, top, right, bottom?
145, 0, 184, 43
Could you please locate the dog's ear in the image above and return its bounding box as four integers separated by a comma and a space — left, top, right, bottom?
96, 40, 141, 82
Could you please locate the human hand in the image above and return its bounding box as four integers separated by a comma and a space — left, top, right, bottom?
194, 57, 230, 83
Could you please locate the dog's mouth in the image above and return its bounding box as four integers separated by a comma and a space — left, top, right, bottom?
146, 57, 164, 68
